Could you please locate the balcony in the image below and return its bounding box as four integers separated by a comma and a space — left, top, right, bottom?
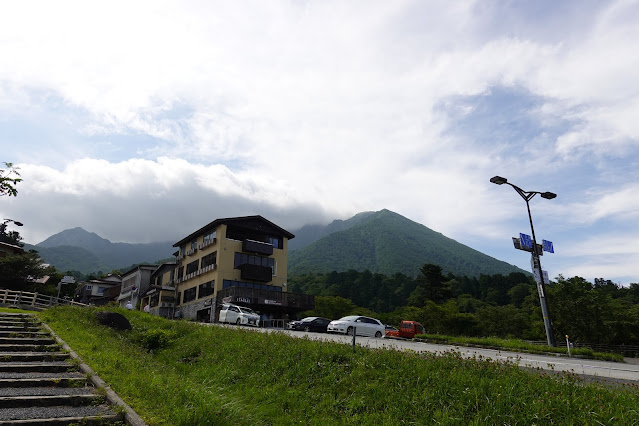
243, 239, 273, 256
239, 264, 272, 282
198, 238, 216, 250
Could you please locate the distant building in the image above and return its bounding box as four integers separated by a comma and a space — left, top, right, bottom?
75, 274, 122, 305
139, 261, 177, 318
168, 215, 314, 322
117, 265, 157, 308
0, 241, 24, 257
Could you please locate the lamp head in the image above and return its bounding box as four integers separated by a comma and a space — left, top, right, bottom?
14, 221, 23, 227
541, 192, 557, 200
490, 176, 508, 185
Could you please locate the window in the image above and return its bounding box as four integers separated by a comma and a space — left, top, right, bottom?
177, 266, 184, 280
97, 287, 105, 294
203, 230, 216, 246
198, 280, 215, 298
183, 287, 197, 303
202, 252, 217, 268
234, 253, 275, 274
186, 259, 199, 275
190, 239, 198, 251
86, 285, 93, 290
177, 292, 182, 305
157, 275, 163, 286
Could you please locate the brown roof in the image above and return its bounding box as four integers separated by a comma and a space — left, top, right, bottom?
173, 215, 295, 247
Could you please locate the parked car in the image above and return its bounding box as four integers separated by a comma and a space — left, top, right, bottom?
385, 321, 426, 339
327, 315, 385, 338
289, 317, 331, 332
219, 303, 260, 326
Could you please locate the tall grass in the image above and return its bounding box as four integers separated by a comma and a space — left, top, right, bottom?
40, 306, 639, 425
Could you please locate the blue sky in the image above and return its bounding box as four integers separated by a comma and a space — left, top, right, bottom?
1, 0, 639, 284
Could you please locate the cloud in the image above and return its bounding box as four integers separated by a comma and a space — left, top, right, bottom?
1, 1, 639, 284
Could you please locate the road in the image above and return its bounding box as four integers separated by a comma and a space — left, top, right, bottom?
217, 324, 639, 383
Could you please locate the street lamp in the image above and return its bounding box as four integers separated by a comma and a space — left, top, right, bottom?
490, 176, 556, 347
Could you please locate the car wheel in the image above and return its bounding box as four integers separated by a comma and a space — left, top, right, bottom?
304, 326, 310, 332
236, 318, 241, 325
346, 327, 354, 336
375, 331, 382, 338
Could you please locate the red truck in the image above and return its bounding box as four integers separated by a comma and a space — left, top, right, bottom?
385, 321, 426, 339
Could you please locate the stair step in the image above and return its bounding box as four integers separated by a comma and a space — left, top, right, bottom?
0, 363, 77, 374
0, 338, 56, 346
0, 394, 102, 408
0, 406, 121, 424
0, 386, 94, 397
0, 345, 59, 353
0, 353, 69, 362
0, 378, 87, 388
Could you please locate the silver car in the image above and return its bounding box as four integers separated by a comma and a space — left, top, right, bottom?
327, 315, 385, 338
219, 303, 260, 326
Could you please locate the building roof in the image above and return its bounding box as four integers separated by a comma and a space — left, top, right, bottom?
0, 241, 25, 255
121, 264, 159, 278
173, 215, 295, 247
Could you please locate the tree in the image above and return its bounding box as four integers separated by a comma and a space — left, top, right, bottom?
0, 162, 21, 197
408, 264, 450, 305
0, 251, 56, 292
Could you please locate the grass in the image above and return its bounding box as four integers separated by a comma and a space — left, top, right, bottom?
416, 334, 624, 362
0, 306, 37, 314
39, 306, 639, 425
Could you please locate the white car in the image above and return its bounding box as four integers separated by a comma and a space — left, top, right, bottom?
327, 315, 385, 338
219, 303, 260, 326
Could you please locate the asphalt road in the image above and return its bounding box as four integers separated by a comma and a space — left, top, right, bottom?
217, 324, 639, 383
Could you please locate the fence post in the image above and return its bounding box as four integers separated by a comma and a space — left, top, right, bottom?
352, 327, 357, 352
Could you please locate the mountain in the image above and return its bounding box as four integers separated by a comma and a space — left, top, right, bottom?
288, 211, 376, 250
29, 227, 175, 274
288, 209, 526, 278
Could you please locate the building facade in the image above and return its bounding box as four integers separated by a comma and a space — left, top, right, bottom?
171, 215, 313, 322
117, 265, 157, 308
139, 261, 177, 318
75, 274, 122, 305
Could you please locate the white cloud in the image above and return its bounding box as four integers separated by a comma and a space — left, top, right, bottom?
1, 1, 639, 283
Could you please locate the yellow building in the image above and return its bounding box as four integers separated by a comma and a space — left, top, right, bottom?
171, 215, 313, 323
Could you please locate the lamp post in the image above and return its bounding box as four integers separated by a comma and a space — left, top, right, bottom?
490, 176, 556, 347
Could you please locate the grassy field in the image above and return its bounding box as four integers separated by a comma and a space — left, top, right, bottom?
38, 306, 639, 425
416, 334, 624, 362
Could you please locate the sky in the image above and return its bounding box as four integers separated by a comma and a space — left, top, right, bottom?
1, 0, 639, 285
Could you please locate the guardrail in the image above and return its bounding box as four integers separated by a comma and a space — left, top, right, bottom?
0, 289, 88, 310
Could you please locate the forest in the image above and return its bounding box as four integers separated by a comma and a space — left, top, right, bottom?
289, 264, 639, 349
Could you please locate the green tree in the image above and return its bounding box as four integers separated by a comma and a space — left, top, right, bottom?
0, 162, 21, 197
0, 251, 56, 292
408, 264, 450, 305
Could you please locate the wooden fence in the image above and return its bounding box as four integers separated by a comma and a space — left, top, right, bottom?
0, 288, 88, 311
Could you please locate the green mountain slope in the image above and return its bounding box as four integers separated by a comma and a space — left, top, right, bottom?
30, 227, 174, 274
24, 244, 110, 274
288, 209, 525, 278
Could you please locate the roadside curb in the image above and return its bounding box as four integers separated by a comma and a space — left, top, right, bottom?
41, 322, 147, 426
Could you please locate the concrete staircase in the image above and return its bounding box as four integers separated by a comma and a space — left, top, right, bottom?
0, 312, 124, 425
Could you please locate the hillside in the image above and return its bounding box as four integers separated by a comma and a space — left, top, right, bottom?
30, 227, 174, 274
288, 209, 525, 278
288, 211, 376, 250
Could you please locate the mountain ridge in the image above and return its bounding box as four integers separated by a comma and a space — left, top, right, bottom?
288, 209, 526, 278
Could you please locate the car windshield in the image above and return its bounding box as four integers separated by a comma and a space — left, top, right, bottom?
337, 316, 359, 321
301, 317, 317, 322
239, 307, 256, 315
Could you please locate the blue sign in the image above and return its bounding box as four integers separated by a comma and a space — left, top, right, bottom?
519, 233, 533, 249
543, 240, 554, 254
